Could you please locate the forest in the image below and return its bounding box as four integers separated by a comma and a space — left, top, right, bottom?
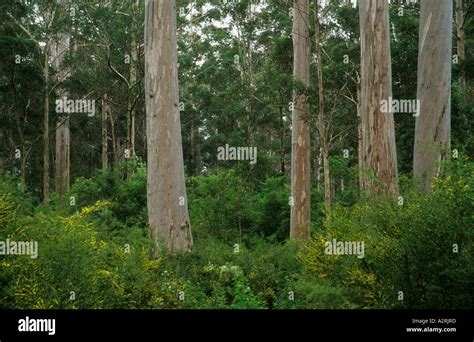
0, 0, 473, 310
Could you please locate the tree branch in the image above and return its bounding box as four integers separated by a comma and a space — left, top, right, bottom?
107, 45, 130, 88
6, 12, 39, 45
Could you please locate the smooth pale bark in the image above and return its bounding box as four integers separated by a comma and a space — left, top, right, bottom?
145, 0, 193, 253
102, 94, 108, 170
55, 116, 70, 195
53, 1, 70, 196
290, 0, 311, 241
315, 0, 331, 212
414, 0, 452, 192
455, 0, 465, 87
359, 0, 398, 195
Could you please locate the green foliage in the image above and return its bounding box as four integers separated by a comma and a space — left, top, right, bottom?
0, 199, 163, 309
277, 275, 357, 309
188, 170, 289, 242
2, 160, 474, 309
0, 0, 473, 311
188, 170, 251, 241
252, 176, 290, 241
300, 160, 474, 309
0, 173, 35, 216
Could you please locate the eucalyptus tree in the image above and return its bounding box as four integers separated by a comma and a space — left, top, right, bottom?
413, 0, 453, 192
290, 0, 311, 241
359, 0, 398, 195
145, 0, 193, 253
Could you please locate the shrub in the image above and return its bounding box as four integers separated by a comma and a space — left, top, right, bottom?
252, 176, 290, 241
188, 170, 253, 242
299, 159, 474, 309
276, 275, 357, 309
1, 200, 164, 309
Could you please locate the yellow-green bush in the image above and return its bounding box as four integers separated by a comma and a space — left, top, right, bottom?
299, 160, 474, 309
1, 200, 164, 309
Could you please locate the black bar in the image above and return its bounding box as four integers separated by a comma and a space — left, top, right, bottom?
0, 310, 472, 341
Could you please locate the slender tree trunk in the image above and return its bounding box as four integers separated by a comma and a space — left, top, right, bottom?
145, 0, 193, 253
109, 110, 118, 165
279, 103, 285, 174
315, 0, 331, 212
414, 0, 452, 192
102, 94, 108, 170
455, 0, 465, 87
127, 33, 137, 158
14, 95, 26, 191
357, 113, 363, 189
53, 8, 70, 196
356, 74, 363, 191
359, 0, 398, 195
20, 146, 26, 192
317, 147, 322, 190
55, 116, 70, 195
290, 0, 311, 241
43, 42, 50, 205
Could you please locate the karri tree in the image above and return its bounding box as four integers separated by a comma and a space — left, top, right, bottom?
144, 0, 193, 253
290, 0, 311, 241
413, 0, 453, 192
359, 0, 398, 195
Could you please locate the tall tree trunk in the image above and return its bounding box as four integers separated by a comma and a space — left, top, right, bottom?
414, 0, 452, 192
102, 94, 108, 170
20, 146, 26, 192
43, 41, 50, 205
145, 0, 193, 253
317, 147, 322, 190
13, 89, 27, 192
315, 0, 331, 212
357, 113, 363, 189
109, 110, 118, 165
279, 104, 285, 174
55, 116, 70, 195
290, 0, 311, 241
127, 32, 137, 158
359, 0, 398, 195
455, 0, 465, 87
53, 4, 70, 196
356, 73, 363, 191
